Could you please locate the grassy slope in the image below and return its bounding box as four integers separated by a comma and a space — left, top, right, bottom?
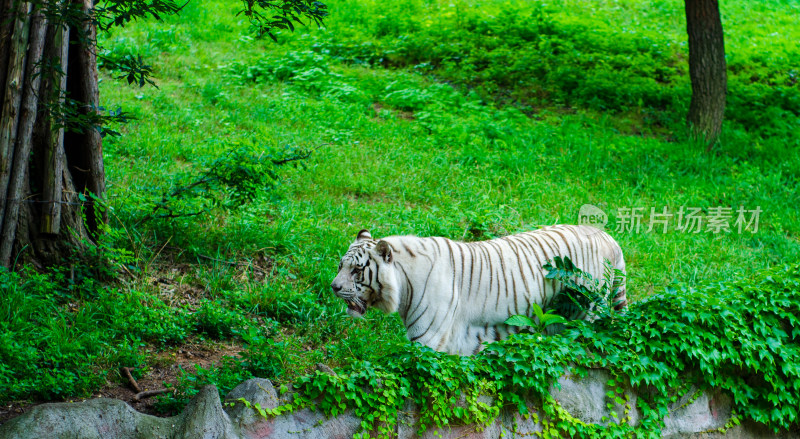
1, 0, 798, 414
96, 0, 796, 401
101, 0, 798, 293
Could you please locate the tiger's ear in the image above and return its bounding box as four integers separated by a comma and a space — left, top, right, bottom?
356, 229, 373, 241
375, 240, 393, 263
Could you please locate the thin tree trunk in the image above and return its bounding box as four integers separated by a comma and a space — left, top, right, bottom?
0, 0, 16, 105
685, 0, 727, 149
39, 22, 70, 235
0, 9, 47, 265
0, 1, 31, 230
64, 0, 106, 235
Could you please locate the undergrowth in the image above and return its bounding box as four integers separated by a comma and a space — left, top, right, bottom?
304, 0, 800, 158
2, 0, 798, 429
233, 263, 800, 437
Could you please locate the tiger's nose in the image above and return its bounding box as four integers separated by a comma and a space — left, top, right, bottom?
331, 282, 342, 293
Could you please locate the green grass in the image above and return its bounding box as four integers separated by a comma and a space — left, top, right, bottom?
1, 0, 798, 415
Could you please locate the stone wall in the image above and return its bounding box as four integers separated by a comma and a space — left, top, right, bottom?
0, 370, 795, 438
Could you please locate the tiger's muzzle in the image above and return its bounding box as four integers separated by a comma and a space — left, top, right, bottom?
331, 282, 367, 316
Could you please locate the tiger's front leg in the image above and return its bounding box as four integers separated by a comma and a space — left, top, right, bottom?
432, 323, 495, 356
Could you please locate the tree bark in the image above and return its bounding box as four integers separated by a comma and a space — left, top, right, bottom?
39, 22, 70, 235
0, 0, 17, 105
0, 1, 32, 229
685, 0, 727, 149
0, 8, 47, 264
64, 0, 107, 236
0, 0, 105, 268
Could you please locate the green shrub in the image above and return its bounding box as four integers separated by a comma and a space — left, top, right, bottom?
194, 299, 255, 339
100, 288, 193, 345
238, 326, 298, 379
289, 344, 500, 437
156, 355, 253, 413
261, 264, 800, 437
225, 51, 330, 84
0, 268, 144, 401
310, 0, 799, 145
224, 50, 370, 104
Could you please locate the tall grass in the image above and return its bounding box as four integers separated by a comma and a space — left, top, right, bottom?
1, 0, 797, 411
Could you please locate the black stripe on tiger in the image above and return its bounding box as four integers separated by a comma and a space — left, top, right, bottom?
332, 225, 627, 356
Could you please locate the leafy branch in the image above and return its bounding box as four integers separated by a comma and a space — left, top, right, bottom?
544, 256, 626, 322
238, 0, 328, 41
98, 54, 157, 87
46, 96, 134, 138
139, 143, 317, 223
93, 0, 185, 31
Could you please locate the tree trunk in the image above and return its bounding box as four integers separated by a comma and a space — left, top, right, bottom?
39, 22, 70, 236
0, 0, 105, 268
0, 1, 32, 227
0, 0, 17, 106
0, 8, 47, 265
685, 0, 727, 149
64, 0, 107, 236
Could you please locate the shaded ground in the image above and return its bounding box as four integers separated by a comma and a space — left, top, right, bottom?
0, 253, 253, 427
0, 340, 244, 425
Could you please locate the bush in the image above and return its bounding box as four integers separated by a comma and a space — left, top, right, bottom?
269, 264, 800, 437
194, 299, 255, 339
0, 268, 144, 401
310, 0, 799, 144
223, 51, 369, 103
238, 326, 295, 379
101, 288, 193, 345
155, 355, 253, 414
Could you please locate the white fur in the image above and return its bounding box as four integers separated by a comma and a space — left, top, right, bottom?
332, 225, 626, 356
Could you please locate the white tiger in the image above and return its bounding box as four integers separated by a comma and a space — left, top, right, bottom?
331, 224, 627, 356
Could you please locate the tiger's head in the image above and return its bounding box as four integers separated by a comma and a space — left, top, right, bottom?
331, 229, 400, 318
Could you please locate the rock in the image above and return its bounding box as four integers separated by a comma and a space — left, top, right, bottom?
315, 363, 337, 376
175, 385, 237, 439
223, 378, 361, 439
0, 398, 174, 439
662, 388, 731, 436
224, 378, 281, 428
0, 374, 796, 439
233, 401, 361, 439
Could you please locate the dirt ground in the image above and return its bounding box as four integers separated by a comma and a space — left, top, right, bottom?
0, 340, 245, 426
0, 254, 267, 426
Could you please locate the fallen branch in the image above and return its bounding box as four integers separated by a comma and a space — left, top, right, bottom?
120, 367, 141, 393
134, 388, 170, 401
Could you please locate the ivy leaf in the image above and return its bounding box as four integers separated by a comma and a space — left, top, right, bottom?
505, 315, 535, 327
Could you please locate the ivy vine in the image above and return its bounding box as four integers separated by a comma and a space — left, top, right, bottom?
231, 263, 800, 437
